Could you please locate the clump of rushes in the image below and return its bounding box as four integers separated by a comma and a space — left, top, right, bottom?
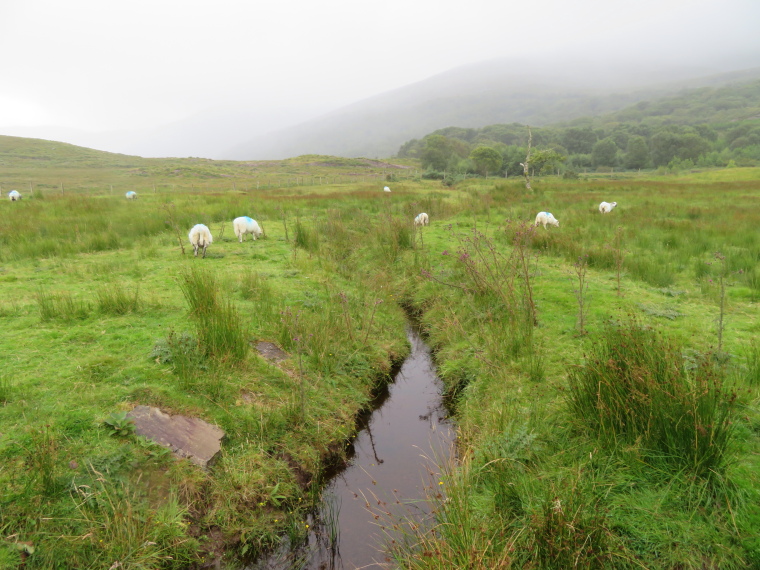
179, 266, 248, 363
567, 318, 736, 478
36, 289, 91, 321
96, 283, 140, 315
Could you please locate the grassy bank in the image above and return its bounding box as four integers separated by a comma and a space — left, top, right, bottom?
388, 173, 760, 568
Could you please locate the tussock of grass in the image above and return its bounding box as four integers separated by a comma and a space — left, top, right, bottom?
567, 319, 736, 477
36, 289, 91, 321
97, 283, 140, 315
179, 266, 248, 363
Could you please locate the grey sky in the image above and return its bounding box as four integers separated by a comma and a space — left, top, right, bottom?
1, 0, 759, 150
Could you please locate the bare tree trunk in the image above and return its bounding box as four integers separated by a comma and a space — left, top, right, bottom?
521, 126, 533, 191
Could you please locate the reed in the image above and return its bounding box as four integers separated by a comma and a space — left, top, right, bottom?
567, 319, 736, 477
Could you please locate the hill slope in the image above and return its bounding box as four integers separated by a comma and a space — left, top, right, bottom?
227, 59, 760, 160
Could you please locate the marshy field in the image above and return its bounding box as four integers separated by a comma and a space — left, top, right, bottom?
1, 140, 760, 569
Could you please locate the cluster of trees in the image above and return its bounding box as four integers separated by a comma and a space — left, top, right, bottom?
397, 79, 760, 176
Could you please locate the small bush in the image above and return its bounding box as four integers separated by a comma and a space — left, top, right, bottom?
562, 169, 580, 179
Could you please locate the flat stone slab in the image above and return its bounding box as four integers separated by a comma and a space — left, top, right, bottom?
127, 405, 224, 469
254, 340, 289, 363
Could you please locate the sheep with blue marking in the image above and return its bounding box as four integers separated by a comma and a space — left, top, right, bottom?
188, 224, 213, 258
383, 186, 391, 192
8, 190, 21, 201
233, 216, 263, 242
414, 212, 429, 227
535, 211, 559, 229
126, 191, 137, 200
599, 201, 617, 214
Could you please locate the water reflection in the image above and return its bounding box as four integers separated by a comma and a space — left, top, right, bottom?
248, 327, 455, 569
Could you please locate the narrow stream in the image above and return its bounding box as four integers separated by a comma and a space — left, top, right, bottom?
249, 326, 455, 569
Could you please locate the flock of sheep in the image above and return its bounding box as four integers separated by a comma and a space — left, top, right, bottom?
188, 217, 263, 258
182, 186, 430, 258
535, 201, 617, 228
4, 185, 616, 257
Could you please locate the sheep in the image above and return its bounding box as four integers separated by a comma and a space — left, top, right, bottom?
188, 224, 213, 258
414, 212, 429, 227
599, 201, 617, 214
126, 191, 137, 200
233, 216, 263, 242
383, 186, 391, 192
535, 211, 560, 229
8, 190, 21, 201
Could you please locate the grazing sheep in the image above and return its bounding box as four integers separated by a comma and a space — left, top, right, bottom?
535, 211, 560, 229
599, 201, 617, 214
188, 224, 213, 258
126, 191, 137, 200
414, 212, 429, 227
233, 216, 263, 242
8, 190, 21, 201
383, 186, 391, 192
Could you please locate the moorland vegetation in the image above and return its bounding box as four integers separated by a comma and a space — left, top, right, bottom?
0, 135, 759, 569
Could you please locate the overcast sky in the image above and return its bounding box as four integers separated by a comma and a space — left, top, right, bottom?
1, 0, 759, 135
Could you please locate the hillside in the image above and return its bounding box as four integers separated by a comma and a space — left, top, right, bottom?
227, 59, 760, 160
0, 136, 415, 194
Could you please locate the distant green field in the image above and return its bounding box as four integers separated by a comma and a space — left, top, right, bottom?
1, 136, 759, 568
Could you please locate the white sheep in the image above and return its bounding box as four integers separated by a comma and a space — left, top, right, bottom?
535, 211, 560, 229
188, 224, 213, 258
233, 216, 263, 242
126, 191, 137, 200
599, 201, 617, 214
8, 190, 21, 201
383, 186, 391, 192
414, 212, 429, 227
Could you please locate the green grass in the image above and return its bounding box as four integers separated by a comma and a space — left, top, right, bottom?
2, 138, 760, 568
567, 319, 735, 478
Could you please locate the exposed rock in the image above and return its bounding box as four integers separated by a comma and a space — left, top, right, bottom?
127, 405, 224, 469
254, 340, 289, 363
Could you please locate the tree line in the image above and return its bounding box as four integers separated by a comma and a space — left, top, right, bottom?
397, 78, 760, 177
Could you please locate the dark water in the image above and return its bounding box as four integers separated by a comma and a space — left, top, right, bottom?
249, 327, 455, 569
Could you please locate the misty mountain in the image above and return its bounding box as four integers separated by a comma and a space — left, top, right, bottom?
227, 58, 760, 160
0, 105, 324, 160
